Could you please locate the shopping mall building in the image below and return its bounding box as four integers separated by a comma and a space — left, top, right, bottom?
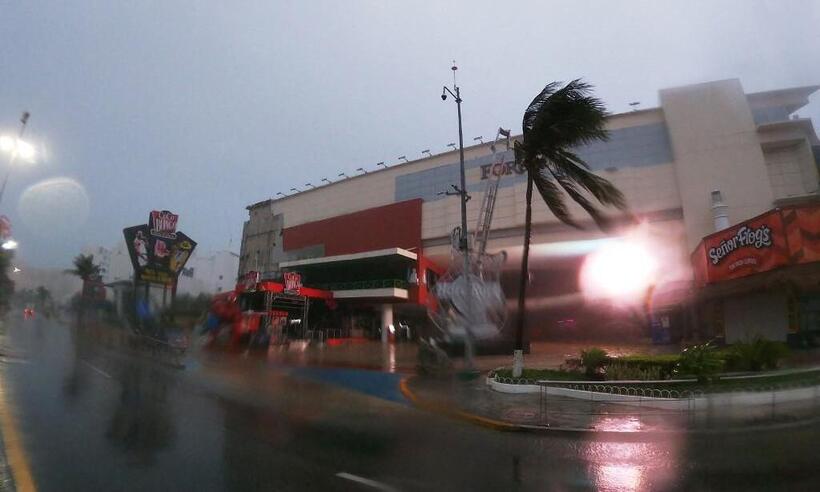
239, 79, 820, 344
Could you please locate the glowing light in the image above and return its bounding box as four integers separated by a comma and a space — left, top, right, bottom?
0, 136, 37, 162
531, 238, 614, 257
16, 140, 35, 161
580, 238, 657, 304
1, 239, 18, 250
0, 136, 13, 152
13, 267, 21, 273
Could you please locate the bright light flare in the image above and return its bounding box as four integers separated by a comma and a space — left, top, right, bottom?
0, 136, 13, 152
580, 238, 657, 304
1, 239, 18, 250
0, 135, 37, 162
12, 267, 21, 273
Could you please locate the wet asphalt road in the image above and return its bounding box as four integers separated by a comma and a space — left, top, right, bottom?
1, 317, 820, 491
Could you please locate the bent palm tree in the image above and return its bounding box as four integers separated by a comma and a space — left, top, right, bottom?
513, 80, 628, 372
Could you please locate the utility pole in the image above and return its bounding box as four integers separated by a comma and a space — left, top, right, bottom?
442, 63, 476, 371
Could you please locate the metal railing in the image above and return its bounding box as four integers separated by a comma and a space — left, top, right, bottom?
305, 328, 349, 340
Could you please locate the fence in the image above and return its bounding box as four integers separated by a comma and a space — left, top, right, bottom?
304, 328, 349, 341
517, 377, 820, 430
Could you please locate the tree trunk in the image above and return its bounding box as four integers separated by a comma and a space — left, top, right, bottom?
515, 172, 534, 353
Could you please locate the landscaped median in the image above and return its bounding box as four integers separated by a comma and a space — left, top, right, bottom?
487, 341, 820, 414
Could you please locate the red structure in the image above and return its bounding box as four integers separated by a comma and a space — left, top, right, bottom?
283, 199, 422, 256
692, 203, 820, 286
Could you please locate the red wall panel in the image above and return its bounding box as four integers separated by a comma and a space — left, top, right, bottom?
283, 199, 422, 256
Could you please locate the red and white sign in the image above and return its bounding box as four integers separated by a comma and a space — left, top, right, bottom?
692, 209, 789, 286
149, 210, 179, 239
283, 272, 302, 293
0, 215, 10, 239
241, 271, 260, 291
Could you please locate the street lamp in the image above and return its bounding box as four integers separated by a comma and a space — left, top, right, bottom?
321, 177, 332, 184
1, 239, 18, 250
338, 172, 349, 179
0, 111, 32, 206
276, 192, 287, 197
305, 183, 315, 189
376, 162, 387, 169
446, 142, 457, 151
356, 167, 368, 174
441, 61, 476, 371
421, 149, 432, 158
397, 156, 408, 163
473, 136, 484, 144
290, 187, 300, 193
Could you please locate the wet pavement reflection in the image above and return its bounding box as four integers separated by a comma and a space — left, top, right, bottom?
0, 317, 819, 491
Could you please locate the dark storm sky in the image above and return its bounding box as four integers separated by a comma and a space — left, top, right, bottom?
1, 0, 818, 267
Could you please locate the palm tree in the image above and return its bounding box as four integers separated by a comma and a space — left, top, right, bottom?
512, 80, 628, 375
66, 254, 101, 281
65, 254, 102, 301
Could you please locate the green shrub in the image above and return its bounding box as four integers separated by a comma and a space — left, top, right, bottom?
580, 347, 609, 378
605, 361, 663, 381
724, 338, 789, 372
674, 342, 724, 384
615, 354, 680, 379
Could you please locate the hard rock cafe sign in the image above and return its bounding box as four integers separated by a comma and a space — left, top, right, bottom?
123, 211, 196, 285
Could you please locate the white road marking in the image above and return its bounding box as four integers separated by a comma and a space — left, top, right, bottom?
335, 472, 399, 492
81, 360, 112, 379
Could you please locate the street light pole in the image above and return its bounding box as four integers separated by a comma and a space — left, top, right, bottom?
0, 112, 31, 207
442, 64, 476, 371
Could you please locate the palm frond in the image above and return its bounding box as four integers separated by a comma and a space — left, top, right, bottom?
549, 169, 617, 231
522, 79, 608, 150
531, 167, 578, 228
549, 149, 627, 210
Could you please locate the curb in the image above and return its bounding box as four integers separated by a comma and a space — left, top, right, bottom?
399, 376, 820, 439
399, 377, 528, 433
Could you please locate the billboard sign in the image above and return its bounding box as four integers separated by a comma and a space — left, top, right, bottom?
124, 211, 196, 285
692, 208, 791, 285
149, 210, 178, 239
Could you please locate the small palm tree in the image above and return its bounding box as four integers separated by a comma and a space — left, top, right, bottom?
66, 254, 102, 307
512, 80, 628, 374
65, 254, 101, 281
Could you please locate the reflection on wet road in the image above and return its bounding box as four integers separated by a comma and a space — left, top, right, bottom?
1, 317, 819, 491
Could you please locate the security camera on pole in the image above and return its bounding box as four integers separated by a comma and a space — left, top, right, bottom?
441, 62, 476, 372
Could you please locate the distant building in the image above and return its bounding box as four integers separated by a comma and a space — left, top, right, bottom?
176, 250, 240, 296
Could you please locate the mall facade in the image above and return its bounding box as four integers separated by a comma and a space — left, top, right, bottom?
239, 79, 820, 344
